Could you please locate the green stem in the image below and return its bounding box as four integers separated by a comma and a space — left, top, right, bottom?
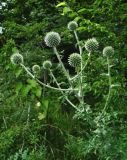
20, 64, 75, 92
74, 30, 84, 103
53, 47, 79, 98
53, 47, 70, 81
26, 105, 30, 126
98, 57, 112, 120
21, 64, 35, 79
74, 30, 82, 55
3, 116, 7, 129
50, 70, 81, 112
107, 58, 112, 86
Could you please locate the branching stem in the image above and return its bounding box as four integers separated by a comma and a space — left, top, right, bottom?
53, 47, 79, 98
20, 64, 75, 92
50, 70, 81, 112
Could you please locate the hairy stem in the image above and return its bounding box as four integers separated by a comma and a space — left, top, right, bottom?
98, 57, 112, 121
20, 64, 75, 92
74, 30, 84, 104
53, 47, 70, 81
50, 70, 81, 112
53, 47, 79, 98
74, 30, 82, 55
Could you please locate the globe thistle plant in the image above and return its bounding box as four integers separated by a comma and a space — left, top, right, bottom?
43, 60, 52, 70
103, 46, 114, 57
68, 53, 81, 68
10, 20, 116, 121
44, 32, 61, 47
68, 21, 78, 31
10, 53, 23, 65
10, 21, 119, 157
85, 38, 99, 53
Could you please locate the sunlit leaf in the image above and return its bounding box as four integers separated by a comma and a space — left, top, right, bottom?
56, 2, 66, 8
38, 112, 46, 120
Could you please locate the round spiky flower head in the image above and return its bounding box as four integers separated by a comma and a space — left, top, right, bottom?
32, 65, 40, 73
43, 60, 52, 70
103, 46, 114, 57
68, 53, 81, 68
68, 21, 78, 31
10, 53, 23, 65
85, 38, 99, 53
44, 32, 61, 47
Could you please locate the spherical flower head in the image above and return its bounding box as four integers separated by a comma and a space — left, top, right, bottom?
103, 46, 114, 57
68, 21, 78, 31
85, 38, 99, 53
44, 32, 61, 47
10, 53, 23, 65
32, 65, 40, 73
43, 60, 52, 70
68, 53, 81, 68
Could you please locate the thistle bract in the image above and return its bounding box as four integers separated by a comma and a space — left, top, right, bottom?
68, 21, 78, 31
103, 46, 114, 57
10, 53, 23, 65
44, 32, 61, 47
68, 53, 81, 68
43, 60, 52, 70
32, 65, 40, 73
85, 38, 99, 53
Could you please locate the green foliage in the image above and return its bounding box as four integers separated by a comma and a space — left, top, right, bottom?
8, 146, 47, 160
1, 0, 127, 160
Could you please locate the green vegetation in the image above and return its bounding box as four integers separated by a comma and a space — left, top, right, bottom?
1, 0, 127, 159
